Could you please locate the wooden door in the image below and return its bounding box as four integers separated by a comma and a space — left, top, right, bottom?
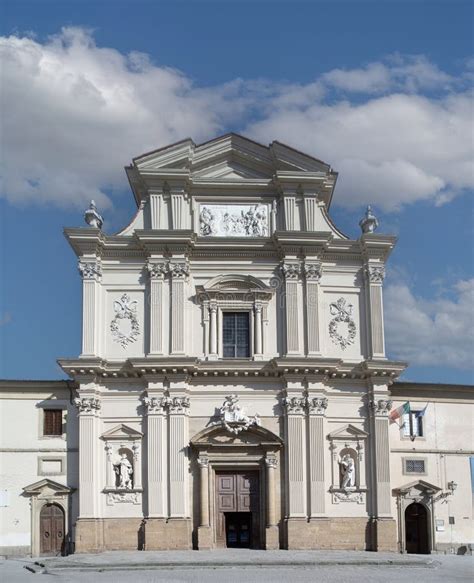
216, 471, 259, 548
40, 504, 64, 556
405, 503, 430, 554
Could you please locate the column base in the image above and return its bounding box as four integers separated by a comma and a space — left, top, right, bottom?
144, 518, 192, 550
373, 518, 397, 552
197, 526, 213, 550
265, 525, 280, 549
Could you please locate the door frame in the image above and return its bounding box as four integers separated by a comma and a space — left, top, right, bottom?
23, 479, 74, 557
393, 480, 440, 554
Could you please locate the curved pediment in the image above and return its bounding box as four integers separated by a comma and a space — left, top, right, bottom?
191, 423, 283, 448
202, 273, 272, 293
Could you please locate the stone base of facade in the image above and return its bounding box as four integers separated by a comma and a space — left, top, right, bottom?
144, 518, 192, 550
373, 518, 397, 552
75, 518, 145, 553
265, 525, 280, 549
286, 517, 396, 551
197, 526, 213, 550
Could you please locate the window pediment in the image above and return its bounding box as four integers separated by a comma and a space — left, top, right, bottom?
101, 424, 143, 441
197, 274, 273, 297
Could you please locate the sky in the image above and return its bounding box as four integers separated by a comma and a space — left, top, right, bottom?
0, 0, 473, 384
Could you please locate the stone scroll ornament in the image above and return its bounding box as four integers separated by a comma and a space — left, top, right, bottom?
110, 293, 140, 348
328, 297, 357, 350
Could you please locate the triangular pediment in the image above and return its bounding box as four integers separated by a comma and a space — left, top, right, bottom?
101, 424, 143, 440
129, 133, 335, 181
23, 478, 73, 496
328, 424, 369, 440
394, 479, 441, 495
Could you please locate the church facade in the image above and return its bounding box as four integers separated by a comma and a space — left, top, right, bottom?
0, 134, 472, 556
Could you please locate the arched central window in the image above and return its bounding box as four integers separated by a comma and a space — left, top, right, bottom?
223, 312, 250, 358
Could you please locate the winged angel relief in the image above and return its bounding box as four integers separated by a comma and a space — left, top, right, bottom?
110, 293, 140, 348
328, 298, 357, 350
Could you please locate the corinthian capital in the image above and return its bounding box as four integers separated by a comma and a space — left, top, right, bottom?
281, 262, 301, 280
283, 395, 306, 415
78, 260, 102, 281
169, 261, 189, 279
147, 262, 168, 279
308, 397, 328, 415
74, 396, 101, 414
365, 265, 385, 284
304, 261, 322, 282
169, 396, 190, 414
142, 395, 170, 414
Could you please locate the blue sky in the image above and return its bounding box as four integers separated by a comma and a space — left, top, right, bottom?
0, 0, 473, 384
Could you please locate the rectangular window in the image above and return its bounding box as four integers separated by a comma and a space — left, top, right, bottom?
43, 409, 63, 436
402, 411, 424, 437
223, 312, 250, 358
404, 459, 426, 474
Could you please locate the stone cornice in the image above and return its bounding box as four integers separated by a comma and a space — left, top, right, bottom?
58, 356, 407, 384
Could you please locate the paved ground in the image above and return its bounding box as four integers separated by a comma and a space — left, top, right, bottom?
1, 551, 472, 582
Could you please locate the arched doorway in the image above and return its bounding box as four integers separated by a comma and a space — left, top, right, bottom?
405, 503, 430, 554
40, 503, 65, 556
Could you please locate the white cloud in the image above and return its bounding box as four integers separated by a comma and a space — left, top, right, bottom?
0, 28, 472, 211
384, 278, 474, 370
322, 55, 453, 94
247, 91, 473, 210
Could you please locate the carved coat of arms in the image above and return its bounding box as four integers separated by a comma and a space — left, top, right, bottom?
329, 297, 357, 349
110, 293, 140, 348
219, 395, 261, 434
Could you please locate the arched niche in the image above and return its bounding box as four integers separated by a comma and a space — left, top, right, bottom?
328, 424, 368, 504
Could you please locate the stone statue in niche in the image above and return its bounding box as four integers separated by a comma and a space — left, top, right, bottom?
340, 454, 356, 489
114, 452, 133, 489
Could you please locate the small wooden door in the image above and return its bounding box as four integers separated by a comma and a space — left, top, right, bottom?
405, 503, 430, 554
40, 504, 64, 556
216, 471, 259, 548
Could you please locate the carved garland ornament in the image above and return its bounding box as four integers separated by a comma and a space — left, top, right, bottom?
110, 293, 140, 348
328, 297, 357, 350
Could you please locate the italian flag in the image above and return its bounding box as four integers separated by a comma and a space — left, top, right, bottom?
389, 401, 410, 423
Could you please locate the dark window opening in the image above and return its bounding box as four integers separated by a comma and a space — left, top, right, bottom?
43, 409, 63, 436
223, 312, 250, 358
